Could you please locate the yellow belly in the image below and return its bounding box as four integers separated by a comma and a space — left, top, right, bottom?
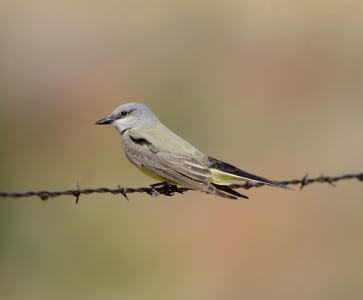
136, 166, 177, 184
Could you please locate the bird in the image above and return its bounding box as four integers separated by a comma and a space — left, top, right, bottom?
95, 102, 288, 199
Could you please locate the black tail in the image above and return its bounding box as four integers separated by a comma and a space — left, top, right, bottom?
208, 157, 289, 190
211, 183, 249, 199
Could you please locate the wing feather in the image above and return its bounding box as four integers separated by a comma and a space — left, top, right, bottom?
123, 130, 248, 199
125, 131, 210, 187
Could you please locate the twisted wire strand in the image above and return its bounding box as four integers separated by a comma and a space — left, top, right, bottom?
0, 172, 362, 203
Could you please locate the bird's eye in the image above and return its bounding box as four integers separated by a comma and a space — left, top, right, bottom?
120, 111, 128, 118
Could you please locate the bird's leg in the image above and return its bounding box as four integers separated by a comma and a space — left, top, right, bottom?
150, 182, 169, 188
149, 182, 178, 197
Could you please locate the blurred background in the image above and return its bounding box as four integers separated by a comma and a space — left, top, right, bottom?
1, 0, 362, 299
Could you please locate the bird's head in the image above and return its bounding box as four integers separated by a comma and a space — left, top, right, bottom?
95, 102, 159, 134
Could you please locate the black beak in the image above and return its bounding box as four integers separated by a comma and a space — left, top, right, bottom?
95, 116, 113, 125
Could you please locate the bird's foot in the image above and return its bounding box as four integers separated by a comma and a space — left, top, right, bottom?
149, 182, 178, 197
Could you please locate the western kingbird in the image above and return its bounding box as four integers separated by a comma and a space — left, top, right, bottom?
95, 102, 288, 199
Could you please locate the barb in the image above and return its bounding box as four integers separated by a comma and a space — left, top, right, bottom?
0, 172, 362, 202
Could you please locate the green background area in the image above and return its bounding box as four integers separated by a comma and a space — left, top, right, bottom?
1, 1, 362, 299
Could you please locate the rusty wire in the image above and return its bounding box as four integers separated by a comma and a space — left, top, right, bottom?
0, 172, 362, 203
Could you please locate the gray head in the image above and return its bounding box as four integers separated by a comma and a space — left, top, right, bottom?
95, 102, 159, 134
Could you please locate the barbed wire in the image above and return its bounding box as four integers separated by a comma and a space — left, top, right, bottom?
0, 172, 361, 203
